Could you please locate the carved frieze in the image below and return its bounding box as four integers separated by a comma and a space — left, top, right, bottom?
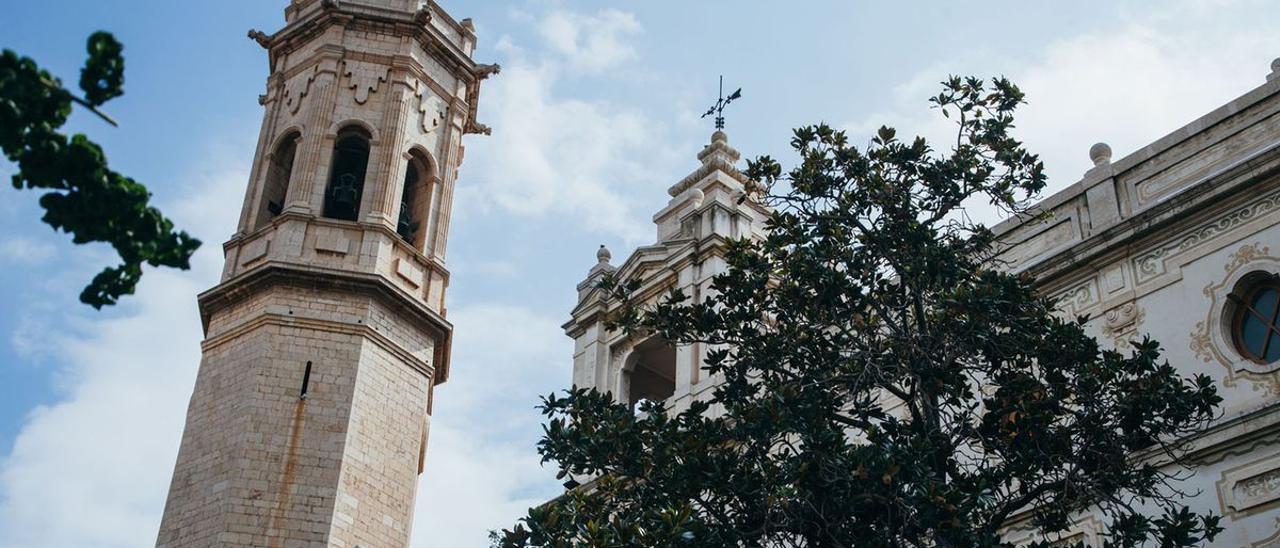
1218, 450, 1280, 518
1135, 188, 1280, 285
1049, 277, 1099, 318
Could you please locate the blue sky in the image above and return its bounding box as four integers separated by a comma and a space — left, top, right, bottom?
1, 1, 1278, 546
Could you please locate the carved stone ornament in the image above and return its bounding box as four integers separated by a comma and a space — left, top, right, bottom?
412, 79, 446, 134
1102, 301, 1146, 349
284, 64, 319, 116
1190, 243, 1280, 393
1253, 518, 1280, 547
1135, 188, 1280, 284
1048, 278, 1098, 319
1216, 450, 1280, 523
343, 60, 390, 105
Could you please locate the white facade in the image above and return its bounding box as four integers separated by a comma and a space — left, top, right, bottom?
565, 130, 770, 415
565, 61, 1280, 545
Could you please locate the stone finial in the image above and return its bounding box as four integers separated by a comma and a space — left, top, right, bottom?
711, 130, 728, 145
597, 244, 612, 265
1269, 58, 1280, 82
1089, 142, 1113, 167
690, 188, 705, 208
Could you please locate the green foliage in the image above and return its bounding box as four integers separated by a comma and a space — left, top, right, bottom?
498, 77, 1222, 547
0, 31, 200, 308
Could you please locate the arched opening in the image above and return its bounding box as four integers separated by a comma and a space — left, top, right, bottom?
397, 151, 433, 250
255, 132, 299, 230
623, 337, 677, 409
322, 126, 371, 221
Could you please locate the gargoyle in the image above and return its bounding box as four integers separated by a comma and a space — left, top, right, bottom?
414, 7, 432, 26
247, 30, 271, 49
474, 63, 501, 80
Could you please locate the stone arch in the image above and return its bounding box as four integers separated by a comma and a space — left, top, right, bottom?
396, 146, 438, 251
324, 118, 380, 143
619, 335, 677, 409
321, 125, 372, 221
253, 129, 302, 230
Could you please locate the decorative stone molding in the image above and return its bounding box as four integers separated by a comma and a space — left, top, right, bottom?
343, 60, 390, 104
1253, 518, 1280, 547
1190, 243, 1280, 392
668, 131, 749, 197
412, 79, 447, 134
1049, 277, 1098, 318
284, 64, 320, 115
1135, 188, 1280, 284
1218, 450, 1280, 518
1102, 301, 1145, 349
240, 237, 271, 266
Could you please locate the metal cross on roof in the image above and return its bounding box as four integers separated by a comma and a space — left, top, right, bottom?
701, 75, 742, 131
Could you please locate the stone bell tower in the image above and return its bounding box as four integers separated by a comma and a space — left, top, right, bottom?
156, 1, 495, 546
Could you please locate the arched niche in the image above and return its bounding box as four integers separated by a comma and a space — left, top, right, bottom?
397, 149, 436, 251
254, 130, 301, 230
621, 336, 677, 409
322, 126, 372, 221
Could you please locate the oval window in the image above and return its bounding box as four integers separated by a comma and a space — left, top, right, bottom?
1234, 277, 1280, 364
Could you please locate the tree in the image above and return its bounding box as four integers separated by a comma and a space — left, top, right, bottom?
0, 31, 200, 308
497, 77, 1222, 547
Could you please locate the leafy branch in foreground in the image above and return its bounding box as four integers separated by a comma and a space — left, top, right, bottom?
0, 31, 200, 308
498, 77, 1221, 547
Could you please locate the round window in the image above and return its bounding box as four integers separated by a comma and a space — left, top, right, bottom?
1233, 276, 1280, 364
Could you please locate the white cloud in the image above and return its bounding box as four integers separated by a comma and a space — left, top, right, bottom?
412, 304, 569, 547
538, 9, 642, 73
459, 8, 684, 244
0, 153, 244, 546
843, 3, 1279, 224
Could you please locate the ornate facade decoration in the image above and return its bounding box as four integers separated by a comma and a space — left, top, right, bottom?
413, 79, 447, 134
283, 64, 319, 115
1102, 301, 1146, 349
343, 60, 390, 105
1190, 242, 1280, 393
1135, 189, 1280, 284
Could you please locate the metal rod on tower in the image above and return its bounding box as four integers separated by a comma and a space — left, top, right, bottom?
702, 75, 742, 131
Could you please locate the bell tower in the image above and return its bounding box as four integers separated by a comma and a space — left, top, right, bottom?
156, 1, 495, 546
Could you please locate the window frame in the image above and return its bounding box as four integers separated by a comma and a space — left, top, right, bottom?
1231, 274, 1280, 364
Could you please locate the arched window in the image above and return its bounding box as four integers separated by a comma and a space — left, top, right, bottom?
255, 132, 299, 230
322, 127, 371, 221
397, 152, 433, 250
1232, 274, 1280, 364
623, 337, 677, 409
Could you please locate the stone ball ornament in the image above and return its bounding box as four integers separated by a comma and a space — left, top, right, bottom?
1089, 142, 1113, 166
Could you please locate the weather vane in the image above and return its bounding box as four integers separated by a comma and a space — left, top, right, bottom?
701, 75, 742, 130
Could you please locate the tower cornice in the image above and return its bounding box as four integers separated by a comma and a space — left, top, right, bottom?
197, 260, 454, 385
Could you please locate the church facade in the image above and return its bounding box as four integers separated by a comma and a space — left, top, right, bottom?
156, 0, 494, 546
564, 61, 1280, 545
